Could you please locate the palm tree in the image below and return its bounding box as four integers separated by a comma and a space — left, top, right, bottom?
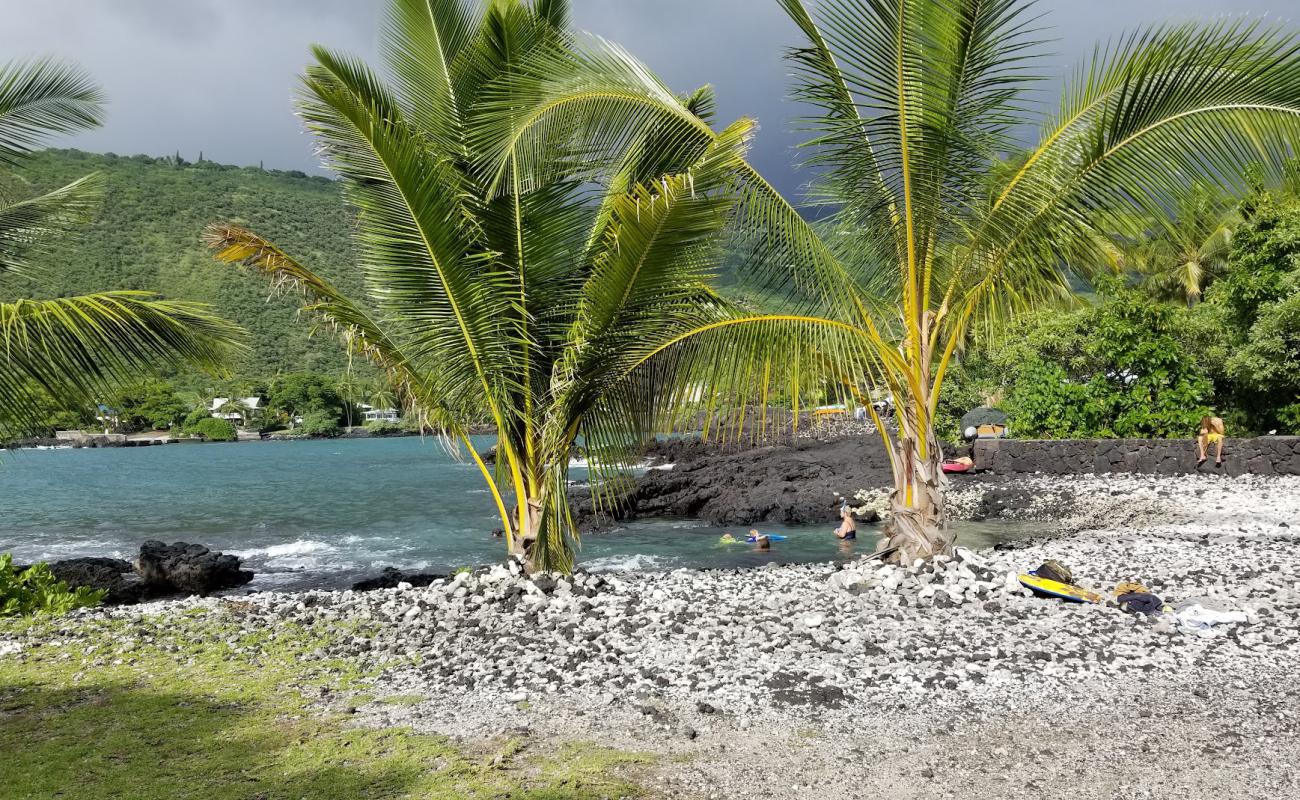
772, 2, 1300, 561
216, 397, 247, 427
207, 0, 832, 572
1124, 184, 1236, 306
336, 372, 360, 429
365, 377, 397, 417
495, 0, 1300, 563
0, 58, 241, 440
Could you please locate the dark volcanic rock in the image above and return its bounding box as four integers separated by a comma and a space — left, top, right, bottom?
626, 437, 894, 527
136, 541, 253, 596
44, 557, 144, 605
351, 567, 446, 592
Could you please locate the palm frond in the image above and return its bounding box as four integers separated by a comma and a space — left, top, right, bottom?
381, 0, 479, 152
0, 292, 243, 439
0, 173, 101, 276
299, 47, 517, 418
204, 224, 463, 434
0, 57, 103, 163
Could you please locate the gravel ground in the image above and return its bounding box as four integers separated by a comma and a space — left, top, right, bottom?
10, 473, 1299, 798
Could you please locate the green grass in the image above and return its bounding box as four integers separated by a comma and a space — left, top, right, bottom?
0, 609, 649, 799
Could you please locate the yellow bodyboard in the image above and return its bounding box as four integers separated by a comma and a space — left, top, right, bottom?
1019, 573, 1102, 604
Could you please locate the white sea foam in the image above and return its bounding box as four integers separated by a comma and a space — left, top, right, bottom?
237, 539, 351, 571
582, 553, 670, 573
261, 540, 335, 558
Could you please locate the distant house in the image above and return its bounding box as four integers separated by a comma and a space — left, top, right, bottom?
360, 403, 400, 424
209, 397, 263, 424
95, 403, 120, 431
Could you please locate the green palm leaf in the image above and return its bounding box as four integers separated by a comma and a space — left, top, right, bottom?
0, 293, 243, 439
1, 58, 241, 441
0, 57, 102, 163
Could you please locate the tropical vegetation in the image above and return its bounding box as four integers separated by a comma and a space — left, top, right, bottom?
0, 58, 241, 442
939, 174, 1300, 441
526, 0, 1300, 563
0, 554, 104, 616
207, 0, 837, 571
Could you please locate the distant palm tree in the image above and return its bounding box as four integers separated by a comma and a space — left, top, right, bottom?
365, 378, 397, 416
499, 0, 1300, 562
1124, 184, 1237, 306
0, 58, 241, 440
336, 372, 360, 429
216, 398, 247, 427
208, 0, 826, 571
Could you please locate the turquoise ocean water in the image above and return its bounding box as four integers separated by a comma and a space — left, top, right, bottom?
0, 437, 1036, 590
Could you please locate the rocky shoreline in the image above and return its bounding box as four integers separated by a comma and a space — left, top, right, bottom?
8, 472, 1298, 797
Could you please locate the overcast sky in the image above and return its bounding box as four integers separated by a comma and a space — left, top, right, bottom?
3, 0, 1294, 197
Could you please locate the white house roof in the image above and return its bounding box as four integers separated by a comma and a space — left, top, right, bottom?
209, 397, 262, 412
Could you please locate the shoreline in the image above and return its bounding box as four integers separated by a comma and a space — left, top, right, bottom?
7, 472, 1298, 797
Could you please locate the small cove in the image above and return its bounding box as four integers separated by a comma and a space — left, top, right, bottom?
1, 437, 1044, 589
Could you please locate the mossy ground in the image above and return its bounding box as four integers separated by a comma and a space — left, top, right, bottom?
0, 608, 649, 799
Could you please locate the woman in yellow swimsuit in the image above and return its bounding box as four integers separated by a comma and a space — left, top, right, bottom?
1197, 415, 1226, 467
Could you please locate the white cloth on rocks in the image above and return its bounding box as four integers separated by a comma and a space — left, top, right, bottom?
1173, 597, 1247, 638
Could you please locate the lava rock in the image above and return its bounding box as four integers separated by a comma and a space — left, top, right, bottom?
351, 567, 445, 592
135, 541, 253, 596
44, 557, 144, 605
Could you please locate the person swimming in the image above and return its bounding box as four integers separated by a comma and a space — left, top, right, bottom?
719, 532, 738, 545
746, 529, 771, 550
834, 499, 857, 541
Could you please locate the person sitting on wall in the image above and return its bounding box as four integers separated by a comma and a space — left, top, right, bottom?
1197, 415, 1226, 467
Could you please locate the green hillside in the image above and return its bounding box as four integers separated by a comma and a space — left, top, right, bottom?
0, 148, 365, 383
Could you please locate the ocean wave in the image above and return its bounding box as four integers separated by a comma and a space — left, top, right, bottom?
1, 539, 128, 562
237, 539, 351, 571
581, 553, 670, 572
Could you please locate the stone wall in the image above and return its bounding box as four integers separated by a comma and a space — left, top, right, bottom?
973, 437, 1300, 477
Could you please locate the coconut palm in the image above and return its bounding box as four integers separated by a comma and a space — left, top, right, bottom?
494, 0, 1300, 562
0, 58, 241, 440
207, 0, 842, 572
1125, 184, 1237, 306
215, 397, 247, 427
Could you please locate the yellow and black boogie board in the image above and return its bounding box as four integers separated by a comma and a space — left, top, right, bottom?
1019, 572, 1102, 603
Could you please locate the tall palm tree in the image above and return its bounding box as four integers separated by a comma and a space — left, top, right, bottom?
207, 0, 833, 572
0, 58, 241, 440
336, 372, 360, 429
495, 0, 1300, 563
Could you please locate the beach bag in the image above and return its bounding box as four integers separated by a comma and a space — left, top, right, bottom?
1035, 560, 1073, 585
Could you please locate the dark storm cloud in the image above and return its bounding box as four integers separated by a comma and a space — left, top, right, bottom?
2, 0, 1294, 197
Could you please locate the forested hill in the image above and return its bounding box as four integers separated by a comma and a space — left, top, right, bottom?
0, 148, 363, 382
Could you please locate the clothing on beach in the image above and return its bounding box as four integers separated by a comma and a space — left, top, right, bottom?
1117, 592, 1163, 615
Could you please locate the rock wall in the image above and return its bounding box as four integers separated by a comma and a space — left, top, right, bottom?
973, 437, 1300, 477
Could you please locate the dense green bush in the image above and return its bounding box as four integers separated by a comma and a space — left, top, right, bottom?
181, 405, 212, 431
939, 286, 1213, 440
109, 380, 189, 432
1199, 191, 1300, 433
188, 417, 237, 442
268, 373, 347, 428
299, 410, 341, 438
0, 554, 105, 617
362, 420, 405, 436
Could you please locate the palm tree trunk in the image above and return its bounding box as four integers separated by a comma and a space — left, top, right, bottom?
882, 393, 954, 564
508, 495, 543, 570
